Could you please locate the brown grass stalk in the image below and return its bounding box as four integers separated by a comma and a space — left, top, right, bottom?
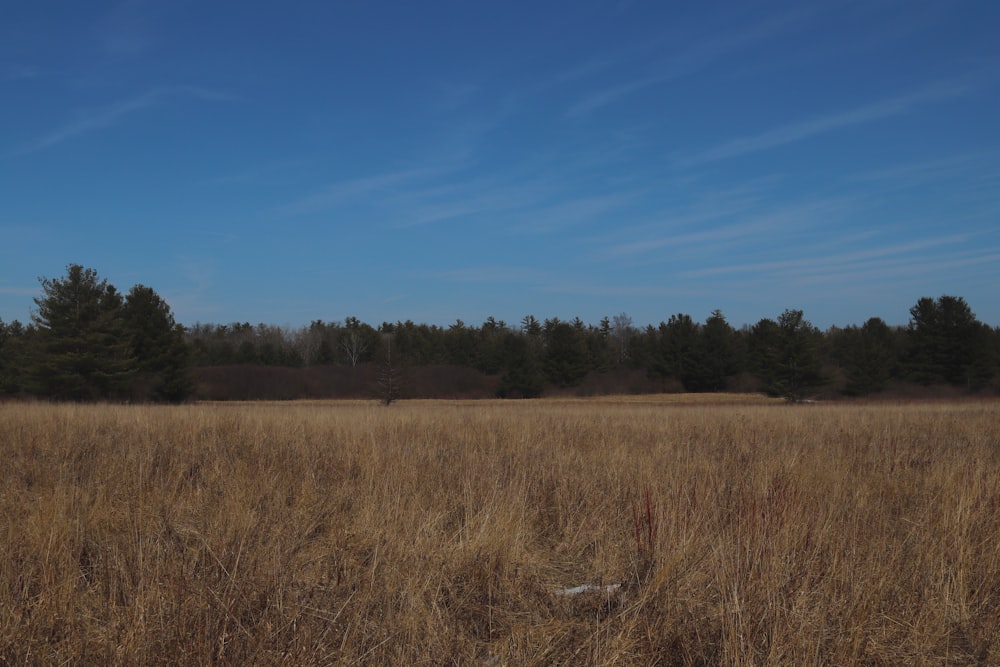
1, 397, 998, 664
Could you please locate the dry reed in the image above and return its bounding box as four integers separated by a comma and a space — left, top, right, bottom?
1, 397, 998, 665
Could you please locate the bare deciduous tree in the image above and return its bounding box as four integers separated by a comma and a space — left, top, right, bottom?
612, 312, 633, 366
342, 329, 369, 367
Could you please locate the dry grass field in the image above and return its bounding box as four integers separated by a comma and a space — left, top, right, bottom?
1, 396, 998, 665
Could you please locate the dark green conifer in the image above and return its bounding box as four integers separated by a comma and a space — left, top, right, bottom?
30, 264, 135, 400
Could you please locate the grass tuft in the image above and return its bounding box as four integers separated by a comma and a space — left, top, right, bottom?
1, 397, 998, 664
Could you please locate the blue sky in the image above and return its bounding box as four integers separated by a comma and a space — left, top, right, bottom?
2, 1, 998, 330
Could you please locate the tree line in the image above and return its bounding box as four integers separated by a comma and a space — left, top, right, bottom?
1, 265, 997, 402
0, 265, 190, 402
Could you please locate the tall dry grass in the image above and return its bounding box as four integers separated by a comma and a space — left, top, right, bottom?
1, 397, 998, 665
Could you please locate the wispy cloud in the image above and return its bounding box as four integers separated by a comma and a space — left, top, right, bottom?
95, 0, 163, 56
2, 65, 39, 81
279, 162, 540, 226
380, 294, 408, 305
205, 158, 314, 186
434, 266, 549, 284
540, 282, 704, 299
599, 201, 764, 259
11, 85, 232, 156
675, 80, 975, 167
848, 151, 998, 188
427, 82, 480, 112
512, 193, 640, 234
158, 256, 221, 322
756, 247, 1000, 289
683, 235, 970, 279
0, 286, 37, 297
277, 109, 511, 220
566, 7, 819, 118
551, 55, 621, 87
567, 75, 666, 118
276, 168, 435, 217
391, 189, 541, 228
601, 196, 849, 260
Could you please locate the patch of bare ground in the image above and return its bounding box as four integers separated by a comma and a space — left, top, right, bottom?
1, 398, 998, 664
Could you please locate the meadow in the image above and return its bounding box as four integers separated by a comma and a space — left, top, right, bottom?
1, 396, 998, 665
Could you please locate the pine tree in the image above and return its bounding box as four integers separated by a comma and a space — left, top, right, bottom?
542, 320, 589, 387
495, 332, 543, 398
653, 313, 698, 387
687, 310, 739, 392
376, 333, 403, 405
749, 310, 824, 400
0, 319, 29, 395
121, 284, 193, 402
29, 264, 135, 400
843, 317, 896, 396
906, 296, 991, 388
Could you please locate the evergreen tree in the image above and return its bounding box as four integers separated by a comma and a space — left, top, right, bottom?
0, 319, 12, 394
687, 310, 739, 392
747, 317, 780, 388
749, 310, 824, 400
445, 320, 475, 367
314, 338, 336, 365
543, 319, 589, 387
653, 313, 699, 387
520, 314, 542, 337
0, 319, 29, 395
121, 284, 193, 402
495, 332, 543, 398
906, 296, 991, 387
376, 333, 403, 404
29, 264, 135, 400
476, 318, 506, 374
629, 325, 658, 372
586, 323, 615, 373
842, 317, 897, 396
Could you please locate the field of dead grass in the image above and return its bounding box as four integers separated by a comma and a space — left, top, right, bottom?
1, 396, 998, 665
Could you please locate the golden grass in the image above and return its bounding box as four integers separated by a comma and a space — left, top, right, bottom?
1, 397, 998, 665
